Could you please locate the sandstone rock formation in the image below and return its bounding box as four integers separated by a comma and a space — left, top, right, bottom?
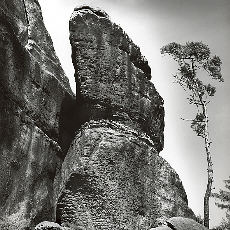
54, 5, 194, 229
69, 5, 163, 150
0, 0, 75, 228
0, 1, 195, 229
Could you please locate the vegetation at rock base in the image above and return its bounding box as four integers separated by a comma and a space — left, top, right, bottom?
211, 176, 230, 229
161, 41, 223, 228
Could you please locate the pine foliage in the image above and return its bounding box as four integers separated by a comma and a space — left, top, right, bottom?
212, 177, 230, 229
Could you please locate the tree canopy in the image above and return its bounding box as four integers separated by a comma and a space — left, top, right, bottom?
160, 42, 223, 107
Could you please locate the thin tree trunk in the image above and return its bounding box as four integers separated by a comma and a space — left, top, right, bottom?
202, 101, 214, 229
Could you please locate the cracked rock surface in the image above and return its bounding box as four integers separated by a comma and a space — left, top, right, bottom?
55, 6, 195, 229
0, 2, 196, 229
0, 0, 74, 228
69, 5, 164, 152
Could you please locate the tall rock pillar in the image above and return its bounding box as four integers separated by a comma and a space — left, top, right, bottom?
55, 6, 194, 230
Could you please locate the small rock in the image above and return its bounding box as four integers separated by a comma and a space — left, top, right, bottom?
35, 221, 64, 230
167, 217, 208, 230
149, 227, 172, 230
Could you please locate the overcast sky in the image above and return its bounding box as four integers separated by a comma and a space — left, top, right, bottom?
38, 0, 230, 227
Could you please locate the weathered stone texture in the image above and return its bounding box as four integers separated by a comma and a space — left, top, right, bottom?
166, 217, 208, 230
0, 0, 28, 45
153, 157, 194, 223
0, 0, 71, 91
0, 2, 196, 230
56, 120, 159, 229
69, 6, 164, 152
56, 120, 194, 229
0, 0, 74, 228
150, 227, 171, 230
24, 0, 71, 91
35, 221, 67, 230
51, 5, 195, 230
150, 217, 208, 230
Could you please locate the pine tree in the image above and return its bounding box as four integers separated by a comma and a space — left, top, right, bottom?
161, 41, 223, 228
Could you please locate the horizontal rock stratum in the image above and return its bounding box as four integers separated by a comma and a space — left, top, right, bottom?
0, 1, 196, 229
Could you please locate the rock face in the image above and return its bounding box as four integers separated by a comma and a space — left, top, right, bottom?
55, 121, 194, 229
69, 5, 164, 151
54, 5, 194, 230
0, 0, 75, 228
0, 2, 195, 229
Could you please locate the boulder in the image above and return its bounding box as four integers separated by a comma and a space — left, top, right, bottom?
167, 217, 208, 230
150, 227, 172, 230
35, 221, 64, 230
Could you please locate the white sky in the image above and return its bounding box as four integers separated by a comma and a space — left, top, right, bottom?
38, 0, 230, 227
